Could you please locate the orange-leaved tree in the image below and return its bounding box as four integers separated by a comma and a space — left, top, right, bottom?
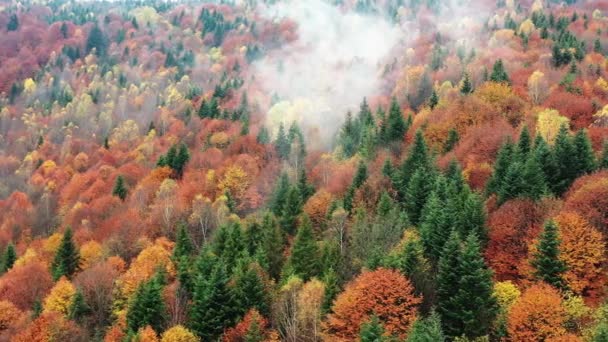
325, 268, 421, 341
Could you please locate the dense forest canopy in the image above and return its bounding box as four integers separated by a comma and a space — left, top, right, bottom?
0, 0, 608, 340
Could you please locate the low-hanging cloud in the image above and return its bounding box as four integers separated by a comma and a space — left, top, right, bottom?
251, 0, 402, 148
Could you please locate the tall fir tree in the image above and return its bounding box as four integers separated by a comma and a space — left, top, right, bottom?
190, 262, 236, 340
51, 228, 80, 280
386, 97, 407, 142
443, 128, 459, 153
173, 223, 194, 261
518, 125, 532, 156
489, 59, 510, 84
275, 123, 290, 160
112, 175, 128, 201
486, 138, 515, 196
553, 124, 577, 194
405, 168, 435, 225
450, 233, 498, 339
1, 243, 16, 273
126, 273, 166, 333
429, 90, 439, 109
174, 143, 190, 179
284, 216, 319, 282
437, 230, 463, 338
531, 220, 567, 290
460, 72, 473, 94
572, 129, 596, 175
269, 173, 290, 216
258, 213, 284, 281
232, 262, 270, 317
68, 289, 90, 322
280, 186, 302, 235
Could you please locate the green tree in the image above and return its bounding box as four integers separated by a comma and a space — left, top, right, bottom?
1, 243, 17, 273
258, 213, 284, 281
112, 175, 128, 201
270, 173, 290, 216
460, 72, 473, 94
86, 25, 108, 57
126, 273, 166, 333
174, 143, 190, 179
405, 168, 435, 225
7, 14, 19, 31
51, 228, 80, 280
572, 129, 596, 175
406, 310, 445, 342
437, 231, 462, 338
450, 233, 497, 339
256, 126, 270, 144
553, 124, 577, 194
386, 97, 407, 142
359, 315, 386, 342
486, 138, 515, 196
443, 129, 459, 153
490, 59, 510, 84
322, 267, 340, 314
190, 262, 236, 340
68, 289, 90, 322
521, 153, 548, 200
429, 90, 439, 110
173, 223, 194, 261
284, 216, 319, 281
280, 186, 302, 235
518, 126, 532, 156
531, 220, 567, 290
232, 262, 270, 317
275, 123, 290, 160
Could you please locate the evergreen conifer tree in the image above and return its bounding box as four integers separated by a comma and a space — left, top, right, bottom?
386, 97, 407, 142
51, 228, 80, 280
173, 223, 194, 261
359, 316, 385, 342
68, 289, 90, 322
112, 175, 128, 201
553, 124, 577, 194
531, 220, 567, 289
275, 123, 290, 160
232, 262, 270, 317
280, 186, 302, 235
490, 59, 510, 84
284, 216, 319, 281
1, 243, 16, 273
460, 72, 473, 94
572, 129, 596, 175
127, 273, 166, 333
406, 311, 445, 342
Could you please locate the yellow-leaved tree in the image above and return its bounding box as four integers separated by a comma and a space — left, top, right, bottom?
161, 325, 200, 342
43, 277, 76, 315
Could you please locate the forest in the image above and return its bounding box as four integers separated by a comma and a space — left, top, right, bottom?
0, 0, 608, 341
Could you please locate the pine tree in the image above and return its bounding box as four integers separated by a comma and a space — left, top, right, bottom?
456, 193, 488, 244
275, 123, 290, 160
522, 153, 548, 201
533, 134, 559, 194
68, 289, 90, 322
322, 268, 340, 314
419, 191, 450, 260
406, 310, 445, 342
497, 161, 526, 203
51, 228, 80, 280
174, 144, 190, 179
450, 233, 498, 339
284, 216, 319, 281
112, 175, 128, 201
1, 243, 16, 273
460, 72, 473, 94
443, 128, 459, 153
531, 220, 567, 290
280, 186, 302, 235
127, 273, 166, 333
359, 315, 385, 342
490, 59, 510, 84
173, 223, 194, 261
518, 125, 532, 156
190, 262, 236, 340
386, 97, 407, 142
270, 173, 290, 216
429, 90, 439, 109
553, 124, 577, 194
208, 97, 220, 118
572, 129, 596, 176
256, 126, 270, 144
258, 213, 284, 280
405, 168, 435, 225
198, 99, 208, 118
437, 231, 462, 338
401, 129, 431, 182
232, 262, 270, 317
486, 138, 515, 196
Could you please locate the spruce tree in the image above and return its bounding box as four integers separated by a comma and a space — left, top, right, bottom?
359, 316, 385, 342
486, 138, 515, 196
190, 262, 236, 340
198, 99, 208, 118
256, 126, 270, 144
322, 268, 340, 314
297, 168, 315, 202
497, 161, 526, 203
1, 243, 16, 273
437, 231, 462, 338
173, 223, 194, 261
405, 168, 435, 225
112, 175, 128, 201
406, 311, 445, 342
429, 90, 439, 109
533, 134, 559, 194
386, 97, 407, 142
126, 273, 166, 333
419, 191, 450, 260
68, 289, 90, 322
232, 262, 270, 317
275, 123, 290, 160
280, 186, 302, 235
443, 128, 459, 153
51, 228, 80, 280
489, 59, 510, 84
456, 193, 488, 244
522, 153, 548, 200
460, 72, 473, 94
258, 213, 284, 280
284, 216, 319, 281
518, 125, 532, 156
450, 233, 498, 339
269, 173, 290, 216
553, 124, 577, 194
572, 129, 596, 175
531, 220, 567, 290
86, 25, 108, 57
7, 14, 19, 31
